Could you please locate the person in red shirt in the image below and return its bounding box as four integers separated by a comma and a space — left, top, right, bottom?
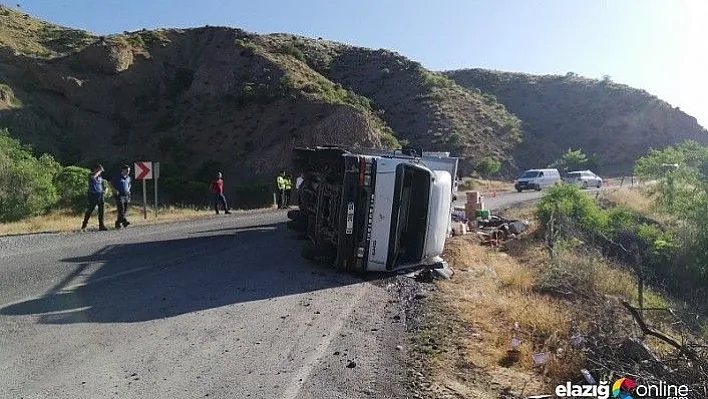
210, 172, 231, 215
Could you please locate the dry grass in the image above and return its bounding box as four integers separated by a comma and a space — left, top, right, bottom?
417, 219, 679, 397
600, 187, 655, 214
0, 204, 274, 236
459, 178, 515, 193
416, 236, 570, 397
0, 5, 94, 57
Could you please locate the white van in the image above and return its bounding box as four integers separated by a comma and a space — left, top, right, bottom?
514, 168, 561, 192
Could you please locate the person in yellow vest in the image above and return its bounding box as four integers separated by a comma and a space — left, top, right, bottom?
283, 174, 293, 207
276, 171, 287, 209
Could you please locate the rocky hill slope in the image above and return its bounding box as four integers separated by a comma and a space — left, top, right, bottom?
1, 4, 705, 188
0, 5, 521, 187
445, 69, 708, 175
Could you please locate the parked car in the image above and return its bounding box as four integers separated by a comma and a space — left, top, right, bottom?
563, 170, 603, 188
514, 168, 561, 192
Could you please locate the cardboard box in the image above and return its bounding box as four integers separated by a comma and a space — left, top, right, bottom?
467, 191, 481, 204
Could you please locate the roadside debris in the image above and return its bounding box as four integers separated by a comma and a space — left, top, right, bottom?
475, 215, 528, 247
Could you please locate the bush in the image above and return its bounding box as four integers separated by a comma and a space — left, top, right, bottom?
474, 157, 501, 177
0, 130, 61, 222
54, 165, 92, 213
536, 183, 608, 236
231, 183, 275, 209
161, 176, 211, 207
278, 42, 305, 62
606, 205, 641, 231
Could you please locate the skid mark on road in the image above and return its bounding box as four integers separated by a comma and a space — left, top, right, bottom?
282, 282, 368, 399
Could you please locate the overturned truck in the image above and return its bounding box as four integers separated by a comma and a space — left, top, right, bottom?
287, 146, 459, 273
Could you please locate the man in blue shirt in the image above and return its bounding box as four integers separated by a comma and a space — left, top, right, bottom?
81, 164, 108, 231
111, 164, 132, 229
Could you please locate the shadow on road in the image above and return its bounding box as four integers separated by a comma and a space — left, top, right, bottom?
0, 223, 365, 324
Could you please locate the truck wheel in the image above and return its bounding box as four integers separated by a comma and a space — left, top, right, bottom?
516, 188, 522, 193
287, 209, 301, 221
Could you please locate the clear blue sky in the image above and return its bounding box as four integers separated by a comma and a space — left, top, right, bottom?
8, 0, 708, 127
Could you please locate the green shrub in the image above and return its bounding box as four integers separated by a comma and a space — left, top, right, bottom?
421, 70, 456, 89
474, 157, 501, 177
0, 130, 61, 222
231, 183, 275, 209
278, 42, 305, 62
161, 177, 210, 207
235, 38, 258, 56
536, 183, 608, 236
606, 205, 641, 231
54, 165, 92, 213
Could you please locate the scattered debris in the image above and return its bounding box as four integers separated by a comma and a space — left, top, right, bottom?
532, 352, 552, 365
433, 266, 453, 280
580, 369, 596, 384
475, 215, 529, 247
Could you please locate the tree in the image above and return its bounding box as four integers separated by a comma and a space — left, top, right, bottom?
474, 157, 501, 177
634, 140, 708, 215
634, 140, 708, 281
549, 148, 588, 172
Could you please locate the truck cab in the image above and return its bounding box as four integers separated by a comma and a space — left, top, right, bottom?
289, 146, 458, 273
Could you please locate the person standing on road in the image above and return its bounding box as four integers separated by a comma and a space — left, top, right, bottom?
283, 174, 293, 207
111, 164, 132, 229
276, 171, 287, 209
211, 172, 231, 215
81, 164, 108, 231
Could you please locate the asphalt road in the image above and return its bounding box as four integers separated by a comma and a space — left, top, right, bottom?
0, 180, 639, 399
455, 185, 614, 211
0, 211, 410, 399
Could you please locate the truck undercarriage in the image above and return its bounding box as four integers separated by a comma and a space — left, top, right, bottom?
289, 147, 363, 271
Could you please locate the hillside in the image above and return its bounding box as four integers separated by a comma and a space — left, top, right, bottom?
2, 5, 707, 190
445, 69, 708, 175
0, 5, 521, 191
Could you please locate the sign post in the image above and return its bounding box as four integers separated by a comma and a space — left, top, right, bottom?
134, 161, 153, 220
153, 162, 160, 218
142, 180, 147, 219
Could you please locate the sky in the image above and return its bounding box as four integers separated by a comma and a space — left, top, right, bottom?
7, 0, 708, 127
